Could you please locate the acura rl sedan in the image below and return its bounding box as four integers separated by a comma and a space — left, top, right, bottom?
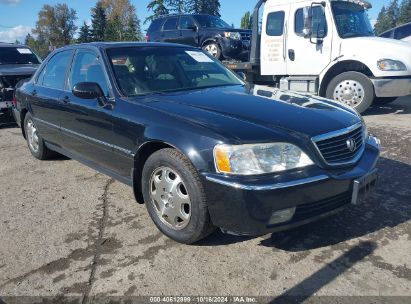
14, 42, 380, 244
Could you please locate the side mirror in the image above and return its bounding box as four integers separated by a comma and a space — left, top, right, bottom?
73, 82, 104, 100
187, 25, 198, 31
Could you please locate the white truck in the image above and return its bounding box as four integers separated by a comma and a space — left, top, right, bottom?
226, 0, 411, 113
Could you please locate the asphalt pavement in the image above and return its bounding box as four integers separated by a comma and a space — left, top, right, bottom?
0, 97, 410, 303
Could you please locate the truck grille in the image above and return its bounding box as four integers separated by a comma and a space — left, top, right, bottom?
313, 124, 365, 166
0, 74, 32, 102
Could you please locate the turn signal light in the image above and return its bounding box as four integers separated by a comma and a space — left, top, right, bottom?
214, 146, 231, 173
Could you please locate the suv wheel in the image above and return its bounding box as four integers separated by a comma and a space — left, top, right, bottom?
142, 148, 215, 244
326, 71, 374, 114
24, 113, 54, 160
202, 42, 222, 60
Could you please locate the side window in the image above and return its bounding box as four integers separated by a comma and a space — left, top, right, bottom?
380, 30, 393, 38
69, 51, 109, 97
395, 24, 411, 40
163, 17, 178, 31
40, 51, 72, 90
266, 11, 285, 36
179, 16, 196, 30
295, 6, 327, 37
148, 18, 164, 32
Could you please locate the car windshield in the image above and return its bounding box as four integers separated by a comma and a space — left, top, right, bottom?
0, 47, 41, 65
106, 47, 243, 97
193, 15, 231, 29
331, 1, 374, 38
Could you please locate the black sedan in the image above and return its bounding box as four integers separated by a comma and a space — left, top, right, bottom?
14, 42, 380, 244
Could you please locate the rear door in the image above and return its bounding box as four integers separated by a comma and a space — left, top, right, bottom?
260, 4, 290, 75
29, 50, 73, 145
60, 49, 115, 171
161, 17, 180, 43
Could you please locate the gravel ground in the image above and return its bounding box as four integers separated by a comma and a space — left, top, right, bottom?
0, 97, 410, 303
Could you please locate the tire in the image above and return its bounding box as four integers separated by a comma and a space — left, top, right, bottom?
142, 148, 215, 244
326, 71, 375, 114
24, 113, 54, 160
202, 41, 222, 60
374, 97, 398, 105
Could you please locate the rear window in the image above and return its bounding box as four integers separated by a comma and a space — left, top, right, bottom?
0, 47, 41, 65
148, 18, 164, 32
395, 24, 411, 40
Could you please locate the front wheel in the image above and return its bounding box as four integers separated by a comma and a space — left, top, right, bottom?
142, 148, 215, 244
326, 71, 375, 114
202, 42, 222, 60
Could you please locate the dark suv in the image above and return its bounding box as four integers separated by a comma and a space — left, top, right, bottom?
147, 14, 251, 60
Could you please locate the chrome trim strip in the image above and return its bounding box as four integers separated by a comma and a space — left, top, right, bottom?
33, 117, 135, 157
311, 123, 365, 166
205, 174, 329, 191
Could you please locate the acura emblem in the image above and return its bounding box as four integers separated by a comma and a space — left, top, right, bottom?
346, 138, 356, 152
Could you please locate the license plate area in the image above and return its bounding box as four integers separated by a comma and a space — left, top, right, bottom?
351, 169, 378, 205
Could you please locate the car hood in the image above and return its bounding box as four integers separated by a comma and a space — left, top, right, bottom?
140, 85, 360, 142
0, 64, 39, 76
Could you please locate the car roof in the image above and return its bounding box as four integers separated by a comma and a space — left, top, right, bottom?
58, 42, 195, 52
0, 42, 31, 48
153, 13, 213, 20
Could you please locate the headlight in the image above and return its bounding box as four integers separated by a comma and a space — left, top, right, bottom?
224, 32, 241, 40
377, 59, 407, 71
214, 143, 314, 175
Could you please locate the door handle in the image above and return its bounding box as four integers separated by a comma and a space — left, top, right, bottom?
288, 49, 295, 61
60, 96, 70, 103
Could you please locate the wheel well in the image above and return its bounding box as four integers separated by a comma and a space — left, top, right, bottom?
133, 141, 173, 204
319, 60, 374, 97
20, 109, 28, 139
201, 39, 218, 48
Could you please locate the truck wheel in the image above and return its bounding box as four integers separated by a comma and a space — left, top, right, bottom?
326, 71, 374, 114
202, 42, 222, 60
142, 148, 215, 244
24, 113, 54, 160
374, 97, 397, 105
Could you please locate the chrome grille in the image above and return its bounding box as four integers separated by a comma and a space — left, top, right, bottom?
313, 123, 365, 165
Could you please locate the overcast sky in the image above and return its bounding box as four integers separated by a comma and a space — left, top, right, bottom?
0, 0, 388, 43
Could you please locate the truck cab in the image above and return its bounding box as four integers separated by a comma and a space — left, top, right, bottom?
229, 0, 411, 113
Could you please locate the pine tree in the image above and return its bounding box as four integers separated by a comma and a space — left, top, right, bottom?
398, 0, 411, 25
168, 0, 187, 13
78, 22, 92, 43
91, 1, 107, 41
386, 0, 400, 29
146, 0, 170, 23
374, 6, 391, 35
241, 11, 252, 29
105, 14, 123, 41
124, 5, 143, 41
189, 0, 220, 17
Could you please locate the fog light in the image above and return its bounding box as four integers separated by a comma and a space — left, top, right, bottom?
268, 207, 296, 225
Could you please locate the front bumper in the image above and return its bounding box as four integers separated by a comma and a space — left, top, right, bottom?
218, 37, 250, 60
201, 136, 380, 236
371, 77, 411, 97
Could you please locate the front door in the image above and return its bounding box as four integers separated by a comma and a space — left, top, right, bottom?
178, 16, 199, 46
286, 3, 333, 75
60, 49, 115, 171
29, 50, 73, 146
260, 4, 290, 76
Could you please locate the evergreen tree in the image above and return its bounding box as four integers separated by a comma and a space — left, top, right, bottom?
189, 0, 220, 17
241, 11, 252, 29
124, 5, 143, 41
105, 14, 123, 41
78, 22, 92, 43
168, 0, 187, 13
374, 6, 391, 35
398, 0, 411, 25
146, 0, 170, 24
91, 1, 107, 41
386, 0, 400, 29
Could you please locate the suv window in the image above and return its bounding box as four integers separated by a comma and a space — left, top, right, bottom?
395, 23, 411, 40
180, 16, 196, 30
148, 18, 164, 32
39, 50, 72, 90
266, 11, 285, 36
295, 6, 327, 37
69, 50, 109, 97
163, 17, 178, 31
192, 15, 231, 29
0, 47, 41, 65
380, 30, 393, 38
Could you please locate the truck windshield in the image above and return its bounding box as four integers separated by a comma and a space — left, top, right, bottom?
0, 47, 41, 65
106, 47, 243, 96
331, 1, 374, 38
193, 15, 231, 29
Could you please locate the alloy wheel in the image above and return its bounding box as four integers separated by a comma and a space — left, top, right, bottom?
26, 119, 39, 153
204, 43, 218, 57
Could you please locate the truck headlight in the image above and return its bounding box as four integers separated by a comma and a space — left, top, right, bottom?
224, 32, 241, 40
377, 59, 407, 71
214, 143, 314, 175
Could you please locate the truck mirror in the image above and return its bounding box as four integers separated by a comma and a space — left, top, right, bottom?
303, 7, 313, 38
